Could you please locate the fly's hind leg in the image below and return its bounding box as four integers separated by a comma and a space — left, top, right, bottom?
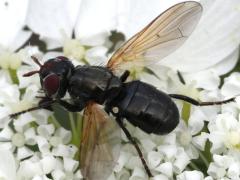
169, 94, 236, 106
115, 116, 153, 178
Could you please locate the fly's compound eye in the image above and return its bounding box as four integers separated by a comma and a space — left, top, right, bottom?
43, 73, 60, 97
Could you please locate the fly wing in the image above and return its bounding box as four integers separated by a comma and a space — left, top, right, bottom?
107, 1, 202, 71
80, 103, 121, 180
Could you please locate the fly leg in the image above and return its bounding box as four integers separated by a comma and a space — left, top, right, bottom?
169, 94, 236, 106
115, 116, 153, 178
58, 100, 85, 112
9, 99, 56, 118
37, 96, 53, 111
120, 70, 130, 82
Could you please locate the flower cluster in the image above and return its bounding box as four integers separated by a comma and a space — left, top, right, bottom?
0, 0, 240, 180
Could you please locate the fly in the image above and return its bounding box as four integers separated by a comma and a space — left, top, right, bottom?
9, 1, 236, 179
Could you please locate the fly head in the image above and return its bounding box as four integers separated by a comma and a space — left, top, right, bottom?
24, 56, 74, 99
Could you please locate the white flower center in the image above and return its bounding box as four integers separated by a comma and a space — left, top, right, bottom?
225, 131, 240, 149
63, 39, 86, 61
11, 133, 25, 147
0, 170, 7, 180
49, 136, 62, 147
65, 172, 74, 179
0, 173, 7, 180
0, 51, 22, 69
179, 131, 192, 146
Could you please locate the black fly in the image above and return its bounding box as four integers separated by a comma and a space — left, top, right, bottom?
9, 2, 237, 179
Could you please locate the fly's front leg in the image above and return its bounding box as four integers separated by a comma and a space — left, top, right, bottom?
169, 94, 236, 106
10, 99, 56, 118
37, 96, 53, 111
115, 117, 153, 178
58, 100, 85, 112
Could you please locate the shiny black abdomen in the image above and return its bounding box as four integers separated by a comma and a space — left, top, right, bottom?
108, 81, 179, 135
68, 66, 179, 135
68, 66, 122, 105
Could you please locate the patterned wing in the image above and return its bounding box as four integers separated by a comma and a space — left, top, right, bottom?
107, 1, 202, 71
80, 103, 121, 180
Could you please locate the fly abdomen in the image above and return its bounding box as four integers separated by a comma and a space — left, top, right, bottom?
110, 81, 179, 135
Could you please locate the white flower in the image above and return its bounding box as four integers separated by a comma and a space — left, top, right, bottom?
0, 0, 240, 179
147, 151, 163, 169
206, 154, 240, 179
26, 0, 80, 47
177, 170, 204, 180
160, 0, 240, 75
0, 1, 32, 71
16, 125, 79, 179
0, 149, 17, 180
2, 84, 52, 124
155, 162, 173, 178
0, 0, 31, 51
221, 72, 240, 98
0, 51, 23, 70
25, 0, 110, 65
151, 174, 169, 180
129, 167, 147, 180
93, 0, 240, 75
0, 118, 37, 160
208, 113, 240, 153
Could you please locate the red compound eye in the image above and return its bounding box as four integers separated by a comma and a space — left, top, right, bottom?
43, 74, 60, 97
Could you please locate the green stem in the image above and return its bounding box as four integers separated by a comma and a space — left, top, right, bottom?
189, 161, 201, 171
69, 113, 77, 135
199, 150, 210, 168
69, 112, 79, 146
76, 113, 83, 160
8, 69, 19, 84
49, 115, 61, 128
76, 113, 83, 138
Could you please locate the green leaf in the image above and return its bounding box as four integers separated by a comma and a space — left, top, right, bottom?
181, 102, 191, 125
9, 69, 19, 84
52, 104, 83, 157
52, 104, 70, 130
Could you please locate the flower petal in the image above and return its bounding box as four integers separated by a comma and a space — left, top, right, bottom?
161, 0, 240, 72
40, 156, 57, 174
177, 170, 204, 180
55, 128, 71, 144
155, 162, 173, 178
207, 163, 226, 179
37, 124, 55, 140
129, 167, 147, 180
173, 149, 190, 173
63, 158, 79, 172
0, 0, 29, 49
119, 0, 186, 39
51, 169, 65, 180
0, 149, 17, 180
17, 146, 34, 160
26, 0, 81, 44
74, 0, 120, 39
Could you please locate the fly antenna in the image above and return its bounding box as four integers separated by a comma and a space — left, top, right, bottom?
23, 70, 40, 77
22, 56, 43, 77
31, 55, 43, 67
